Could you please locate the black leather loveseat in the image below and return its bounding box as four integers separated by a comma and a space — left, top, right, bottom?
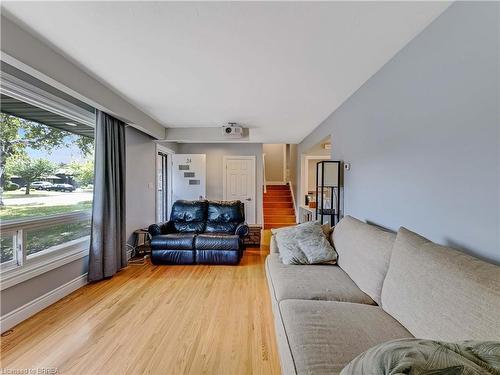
148, 200, 249, 265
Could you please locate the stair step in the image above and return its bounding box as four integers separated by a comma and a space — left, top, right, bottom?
263, 196, 292, 202
264, 193, 292, 198
266, 185, 289, 190
264, 216, 296, 223
264, 223, 297, 230
264, 202, 294, 208
263, 208, 295, 215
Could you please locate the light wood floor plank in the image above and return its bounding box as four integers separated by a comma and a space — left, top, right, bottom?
1, 248, 281, 375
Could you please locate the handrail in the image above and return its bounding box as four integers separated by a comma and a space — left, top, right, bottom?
263, 153, 267, 194
0, 210, 91, 232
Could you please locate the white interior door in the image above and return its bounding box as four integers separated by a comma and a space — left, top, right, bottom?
223, 156, 256, 224
172, 154, 206, 202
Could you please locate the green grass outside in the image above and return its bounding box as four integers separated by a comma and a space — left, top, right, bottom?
2, 190, 54, 199
0, 201, 93, 263
26, 221, 91, 255
0, 201, 92, 221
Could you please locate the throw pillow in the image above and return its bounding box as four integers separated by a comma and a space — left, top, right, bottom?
273, 225, 308, 264
274, 221, 337, 265
340, 338, 500, 375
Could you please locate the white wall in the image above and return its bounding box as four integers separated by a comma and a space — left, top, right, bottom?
307, 158, 326, 192
176, 143, 264, 224
297, 2, 500, 263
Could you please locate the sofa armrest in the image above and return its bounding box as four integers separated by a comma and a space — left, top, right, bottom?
235, 222, 250, 237
148, 221, 176, 237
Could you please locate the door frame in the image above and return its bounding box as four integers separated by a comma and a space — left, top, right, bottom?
155, 144, 175, 222
222, 155, 256, 224
300, 154, 330, 208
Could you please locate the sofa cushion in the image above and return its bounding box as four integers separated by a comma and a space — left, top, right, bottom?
151, 249, 195, 265
265, 254, 374, 304
381, 227, 500, 341
196, 250, 241, 264
170, 200, 208, 233
332, 216, 396, 305
195, 234, 240, 250
278, 300, 413, 375
150, 233, 196, 250
206, 201, 244, 233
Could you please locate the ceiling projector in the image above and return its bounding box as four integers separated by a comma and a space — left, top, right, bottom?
222, 122, 243, 138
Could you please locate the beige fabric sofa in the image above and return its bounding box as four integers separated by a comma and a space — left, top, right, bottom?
265, 216, 500, 375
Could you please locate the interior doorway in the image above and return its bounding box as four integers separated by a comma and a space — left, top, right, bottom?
299, 136, 332, 208
223, 156, 256, 224
155, 145, 174, 223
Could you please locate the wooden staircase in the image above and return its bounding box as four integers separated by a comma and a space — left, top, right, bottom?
263, 185, 296, 229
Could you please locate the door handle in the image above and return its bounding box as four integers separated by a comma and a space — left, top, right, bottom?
245, 198, 252, 201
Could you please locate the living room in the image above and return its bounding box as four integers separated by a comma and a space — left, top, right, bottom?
0, 2, 499, 374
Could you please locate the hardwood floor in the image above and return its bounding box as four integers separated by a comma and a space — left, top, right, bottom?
1, 248, 281, 375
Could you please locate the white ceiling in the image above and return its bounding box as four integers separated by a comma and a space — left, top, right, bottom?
2, 1, 450, 143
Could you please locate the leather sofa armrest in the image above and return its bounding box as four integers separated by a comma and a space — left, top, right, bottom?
148, 221, 176, 237
235, 222, 250, 238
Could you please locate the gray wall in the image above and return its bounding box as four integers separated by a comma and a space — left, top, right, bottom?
0, 257, 88, 316
125, 127, 159, 245
177, 143, 264, 224
298, 2, 500, 263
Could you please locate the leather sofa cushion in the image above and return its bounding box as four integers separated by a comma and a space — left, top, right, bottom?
173, 221, 206, 233
266, 254, 374, 304
278, 300, 412, 375
381, 227, 500, 341
206, 201, 244, 233
150, 233, 196, 250
151, 249, 195, 265
170, 200, 208, 233
332, 216, 396, 305
196, 250, 241, 264
205, 222, 238, 233
195, 234, 240, 250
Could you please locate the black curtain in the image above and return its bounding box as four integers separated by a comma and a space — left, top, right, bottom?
88, 110, 126, 282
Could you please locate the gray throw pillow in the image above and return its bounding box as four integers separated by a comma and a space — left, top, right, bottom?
273, 225, 309, 265
274, 221, 337, 265
340, 338, 500, 375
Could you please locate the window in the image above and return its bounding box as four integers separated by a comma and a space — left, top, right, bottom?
0, 63, 95, 286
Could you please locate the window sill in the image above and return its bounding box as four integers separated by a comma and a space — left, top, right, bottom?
0, 237, 90, 291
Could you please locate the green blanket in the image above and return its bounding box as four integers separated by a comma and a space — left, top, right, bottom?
340, 339, 500, 375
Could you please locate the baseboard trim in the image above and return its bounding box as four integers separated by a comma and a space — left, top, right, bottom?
288, 180, 298, 223
0, 273, 88, 333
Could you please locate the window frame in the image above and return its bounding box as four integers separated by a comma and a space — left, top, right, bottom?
0, 212, 92, 291
0, 64, 95, 289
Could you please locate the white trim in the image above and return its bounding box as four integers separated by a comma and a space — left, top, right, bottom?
222, 156, 257, 224
0, 273, 88, 333
288, 180, 298, 223
282, 144, 287, 183
0, 239, 89, 291
155, 144, 175, 222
